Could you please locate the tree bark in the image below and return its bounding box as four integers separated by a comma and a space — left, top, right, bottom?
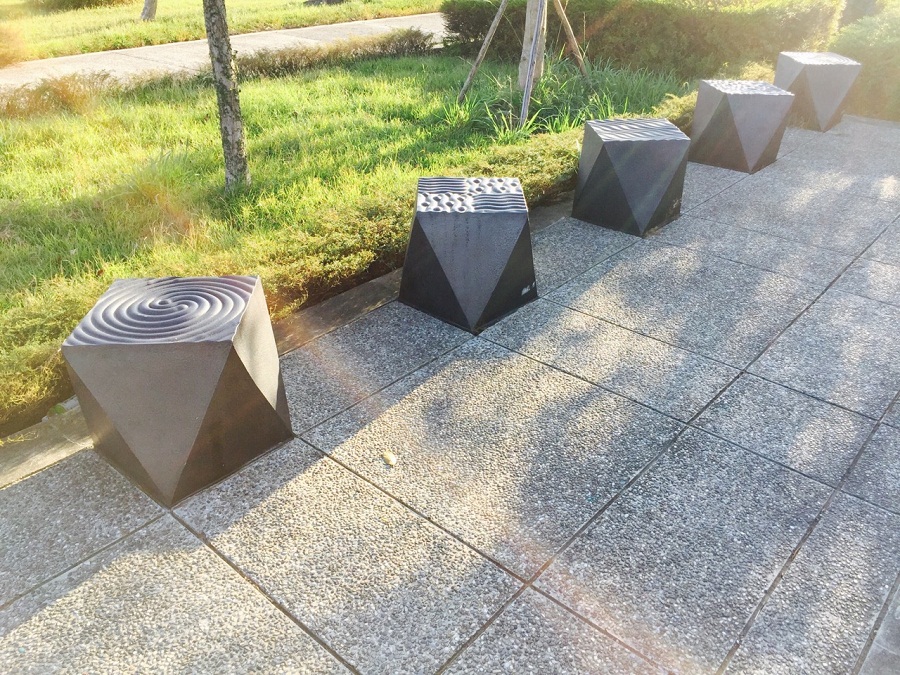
202, 0, 250, 192
140, 0, 157, 21
457, 0, 509, 103
518, 0, 547, 90
552, 0, 588, 78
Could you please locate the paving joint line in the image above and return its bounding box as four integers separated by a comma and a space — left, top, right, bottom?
675, 210, 863, 260
480, 328, 895, 511
0, 512, 165, 611
276, 285, 400, 358
168, 510, 362, 674
184, 326, 476, 498
709, 184, 900, 672
435, 357, 740, 673
304, 441, 528, 583
852, 569, 900, 674
716, 388, 900, 673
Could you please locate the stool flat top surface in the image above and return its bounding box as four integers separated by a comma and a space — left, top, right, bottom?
416, 177, 528, 214
64, 276, 258, 346
702, 79, 794, 97
779, 51, 862, 66
585, 118, 689, 143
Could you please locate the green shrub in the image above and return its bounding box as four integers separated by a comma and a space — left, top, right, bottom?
441, 0, 843, 78
830, 7, 900, 120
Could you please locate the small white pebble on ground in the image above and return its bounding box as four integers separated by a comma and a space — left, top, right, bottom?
382, 451, 398, 467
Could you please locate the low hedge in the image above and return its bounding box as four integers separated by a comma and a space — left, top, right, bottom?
441, 0, 843, 78
830, 7, 900, 120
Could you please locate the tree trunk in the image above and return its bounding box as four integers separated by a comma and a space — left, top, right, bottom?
140, 0, 157, 21
202, 0, 250, 192
518, 0, 547, 90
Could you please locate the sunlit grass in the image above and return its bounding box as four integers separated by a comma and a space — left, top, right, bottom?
0, 0, 439, 60
0, 51, 684, 434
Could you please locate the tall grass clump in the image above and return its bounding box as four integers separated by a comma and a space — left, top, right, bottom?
0, 27, 26, 67
237, 28, 435, 78
28, 0, 131, 10
0, 74, 113, 118
444, 58, 688, 139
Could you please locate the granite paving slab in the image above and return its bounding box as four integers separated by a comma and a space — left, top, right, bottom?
844, 425, 900, 514
280, 301, 470, 433
755, 152, 900, 204
0, 516, 346, 673
690, 174, 900, 255
446, 589, 664, 674
0, 407, 91, 489
695, 374, 874, 485
776, 126, 824, 158
304, 339, 682, 577
536, 428, 831, 674
650, 214, 852, 287
864, 223, 900, 269
831, 116, 900, 147
725, 494, 900, 675
176, 439, 519, 674
861, 643, 900, 675
750, 291, 900, 417
531, 217, 636, 294
481, 298, 737, 421
833, 258, 900, 308
0, 450, 161, 606
756, 121, 900, 205
548, 240, 818, 367
680, 162, 746, 213
885, 402, 900, 429
789, 120, 900, 160
860, 589, 900, 675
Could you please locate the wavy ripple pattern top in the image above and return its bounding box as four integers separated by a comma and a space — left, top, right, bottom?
588, 118, 689, 143
703, 79, 793, 97
65, 276, 258, 346
417, 177, 527, 214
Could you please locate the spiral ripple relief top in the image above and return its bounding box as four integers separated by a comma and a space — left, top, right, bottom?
65, 276, 259, 346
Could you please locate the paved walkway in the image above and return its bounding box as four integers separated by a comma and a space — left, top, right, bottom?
0, 13, 446, 91
2, 116, 900, 673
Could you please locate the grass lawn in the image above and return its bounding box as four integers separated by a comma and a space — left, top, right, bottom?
0, 0, 439, 60
0, 47, 685, 436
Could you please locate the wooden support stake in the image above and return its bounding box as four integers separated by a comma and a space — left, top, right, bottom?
518, 0, 546, 129
552, 0, 588, 78
457, 0, 510, 104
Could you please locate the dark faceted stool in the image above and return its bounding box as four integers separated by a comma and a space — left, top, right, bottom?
62, 276, 292, 506
572, 118, 690, 237
690, 80, 795, 174
775, 52, 862, 131
399, 177, 537, 333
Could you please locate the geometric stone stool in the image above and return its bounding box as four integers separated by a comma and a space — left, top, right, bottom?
399, 177, 537, 334
62, 276, 292, 506
775, 52, 862, 131
572, 118, 691, 236
690, 80, 795, 174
